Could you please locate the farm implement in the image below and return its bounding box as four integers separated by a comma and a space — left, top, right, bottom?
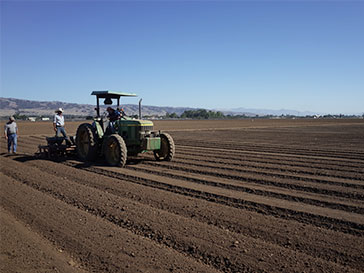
37, 136, 76, 158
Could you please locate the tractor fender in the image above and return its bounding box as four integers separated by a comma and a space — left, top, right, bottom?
92, 120, 104, 138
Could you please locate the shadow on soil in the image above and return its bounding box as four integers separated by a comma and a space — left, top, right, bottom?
7, 152, 154, 167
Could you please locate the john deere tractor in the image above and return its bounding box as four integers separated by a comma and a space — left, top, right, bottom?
76, 91, 175, 167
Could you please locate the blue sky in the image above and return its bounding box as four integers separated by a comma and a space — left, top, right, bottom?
1, 1, 363, 114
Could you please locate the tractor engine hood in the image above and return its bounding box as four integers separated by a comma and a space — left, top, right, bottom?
119, 119, 154, 128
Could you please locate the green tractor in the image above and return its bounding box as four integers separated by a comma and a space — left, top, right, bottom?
76, 91, 175, 167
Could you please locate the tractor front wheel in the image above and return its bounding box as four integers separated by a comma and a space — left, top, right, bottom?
104, 134, 127, 167
154, 133, 175, 161
76, 123, 98, 161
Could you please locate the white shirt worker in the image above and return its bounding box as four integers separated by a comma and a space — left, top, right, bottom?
54, 114, 65, 127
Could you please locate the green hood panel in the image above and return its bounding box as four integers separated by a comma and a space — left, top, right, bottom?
116, 119, 154, 127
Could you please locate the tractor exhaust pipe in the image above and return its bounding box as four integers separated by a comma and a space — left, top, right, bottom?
139, 98, 142, 119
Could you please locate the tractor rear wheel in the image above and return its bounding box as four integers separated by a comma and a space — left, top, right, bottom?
76, 123, 98, 161
154, 133, 175, 161
104, 134, 127, 167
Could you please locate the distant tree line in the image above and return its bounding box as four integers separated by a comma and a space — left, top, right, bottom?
163, 111, 364, 120
165, 109, 225, 119
13, 112, 28, 120
165, 110, 273, 119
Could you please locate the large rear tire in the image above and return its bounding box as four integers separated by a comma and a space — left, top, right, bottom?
76, 123, 98, 161
154, 133, 175, 161
104, 134, 127, 167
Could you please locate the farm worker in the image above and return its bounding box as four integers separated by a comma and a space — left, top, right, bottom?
106, 107, 121, 122
106, 107, 121, 134
53, 108, 71, 145
4, 116, 18, 154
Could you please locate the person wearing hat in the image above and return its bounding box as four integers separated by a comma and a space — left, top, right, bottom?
106, 107, 121, 122
53, 108, 70, 144
105, 107, 121, 134
4, 116, 18, 154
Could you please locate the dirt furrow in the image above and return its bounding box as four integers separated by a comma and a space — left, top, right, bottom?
126, 161, 364, 214
2, 121, 364, 273
132, 160, 364, 200
5, 141, 364, 200
173, 150, 364, 181
176, 144, 364, 167
13, 155, 364, 270
7, 137, 364, 174
2, 158, 364, 273
14, 152, 364, 215
11, 137, 364, 170
1, 161, 246, 272
144, 153, 364, 188
12, 136, 47, 146
175, 140, 364, 160
1, 174, 223, 273
0, 208, 87, 273
83, 163, 364, 227
1, 138, 41, 154
56, 159, 364, 235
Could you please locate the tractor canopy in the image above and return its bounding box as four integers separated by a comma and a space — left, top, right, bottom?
91, 90, 137, 98
92, 90, 138, 117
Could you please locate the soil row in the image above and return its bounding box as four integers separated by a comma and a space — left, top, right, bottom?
11, 139, 364, 193
1, 156, 363, 272
10, 136, 364, 172
19, 156, 364, 267
57, 160, 364, 236
0, 208, 86, 273
132, 159, 364, 201
174, 149, 364, 179
176, 144, 364, 169
142, 152, 364, 191
2, 141, 361, 235
174, 139, 364, 160
1, 174, 221, 273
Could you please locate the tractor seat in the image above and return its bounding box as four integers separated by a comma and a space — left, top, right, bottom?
103, 118, 110, 132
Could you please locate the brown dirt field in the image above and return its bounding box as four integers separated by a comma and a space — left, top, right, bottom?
1, 119, 364, 272
8, 118, 364, 136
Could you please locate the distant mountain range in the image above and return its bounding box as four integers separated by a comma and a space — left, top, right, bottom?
1, 97, 361, 118
0, 97, 195, 117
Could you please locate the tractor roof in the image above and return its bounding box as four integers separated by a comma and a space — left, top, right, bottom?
91, 90, 138, 98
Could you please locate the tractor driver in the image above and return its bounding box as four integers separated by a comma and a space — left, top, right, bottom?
106, 107, 121, 122
105, 107, 121, 134
118, 107, 126, 117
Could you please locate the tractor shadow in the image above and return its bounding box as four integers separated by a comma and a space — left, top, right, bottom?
0, 152, 20, 157
11, 153, 75, 164
68, 156, 155, 168
1, 153, 38, 162
10, 153, 154, 167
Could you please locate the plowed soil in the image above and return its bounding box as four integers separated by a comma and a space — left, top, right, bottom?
1, 119, 363, 273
